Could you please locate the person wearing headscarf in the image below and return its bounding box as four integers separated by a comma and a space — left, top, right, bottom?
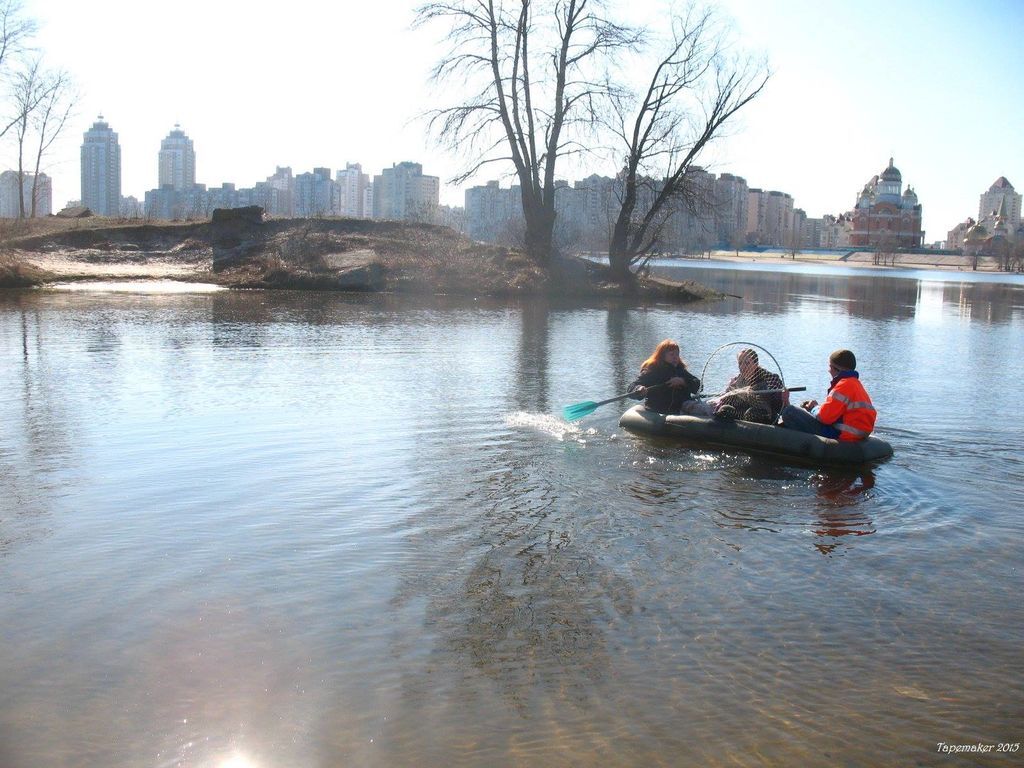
713, 348, 789, 423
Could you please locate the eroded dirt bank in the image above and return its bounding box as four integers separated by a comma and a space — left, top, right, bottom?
0, 215, 716, 302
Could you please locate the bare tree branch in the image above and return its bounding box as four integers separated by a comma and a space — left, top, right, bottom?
0, 0, 36, 142
416, 0, 639, 263
30, 67, 76, 217
605, 4, 769, 281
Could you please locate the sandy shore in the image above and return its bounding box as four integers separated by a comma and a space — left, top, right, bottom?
4, 222, 1018, 294
20, 251, 213, 279
21, 248, 998, 282
681, 249, 1011, 273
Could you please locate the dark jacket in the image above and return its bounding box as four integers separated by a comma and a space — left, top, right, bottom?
628, 362, 701, 414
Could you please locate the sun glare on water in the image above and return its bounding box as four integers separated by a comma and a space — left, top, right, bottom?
218, 755, 256, 768
50, 280, 225, 293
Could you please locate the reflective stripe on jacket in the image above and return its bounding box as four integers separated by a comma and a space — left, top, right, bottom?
815, 373, 876, 441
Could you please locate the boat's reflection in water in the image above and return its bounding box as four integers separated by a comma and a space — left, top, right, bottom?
811, 469, 877, 554
708, 456, 877, 554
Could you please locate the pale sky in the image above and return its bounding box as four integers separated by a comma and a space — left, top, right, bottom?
16, 0, 1024, 241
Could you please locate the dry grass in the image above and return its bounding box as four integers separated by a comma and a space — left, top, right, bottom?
0, 253, 54, 287
0, 215, 718, 300
0, 215, 196, 245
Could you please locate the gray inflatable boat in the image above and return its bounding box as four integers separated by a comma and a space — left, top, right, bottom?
619, 404, 894, 465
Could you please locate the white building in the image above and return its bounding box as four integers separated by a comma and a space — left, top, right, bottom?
294, 167, 334, 217
665, 167, 717, 252
465, 180, 523, 242
714, 173, 749, 247
373, 162, 439, 222
335, 163, 370, 218
362, 183, 374, 219
978, 177, 1021, 235
263, 166, 294, 217
0, 170, 52, 218
120, 195, 143, 218
765, 190, 795, 247
80, 115, 121, 216
746, 188, 794, 247
158, 124, 196, 191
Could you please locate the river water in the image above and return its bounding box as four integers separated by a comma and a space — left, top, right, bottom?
1, 263, 1022, 767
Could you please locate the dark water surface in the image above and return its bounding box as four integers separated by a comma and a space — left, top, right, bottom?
2, 267, 1023, 767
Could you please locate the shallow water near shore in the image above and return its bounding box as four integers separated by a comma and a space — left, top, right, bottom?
1, 266, 1023, 767
48, 280, 226, 293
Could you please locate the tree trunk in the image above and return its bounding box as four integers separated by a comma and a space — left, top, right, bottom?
522, 197, 555, 263
608, 172, 640, 282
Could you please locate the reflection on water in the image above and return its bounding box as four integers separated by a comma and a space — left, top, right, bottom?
811, 470, 876, 555
1, 268, 1023, 766
655, 259, 1024, 324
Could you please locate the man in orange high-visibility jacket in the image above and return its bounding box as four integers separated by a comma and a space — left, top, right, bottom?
779, 349, 876, 440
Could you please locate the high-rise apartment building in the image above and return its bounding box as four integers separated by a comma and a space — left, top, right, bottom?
765, 190, 795, 246
294, 167, 334, 217
336, 163, 369, 218
714, 173, 748, 247
790, 208, 807, 249
745, 188, 795, 247
571, 174, 619, 251
260, 166, 294, 217
978, 177, 1021, 233
665, 167, 717, 252
0, 171, 52, 218
465, 180, 523, 242
158, 124, 196, 191
746, 188, 767, 243
362, 183, 374, 220
373, 162, 439, 222
465, 170, 798, 252
80, 115, 121, 216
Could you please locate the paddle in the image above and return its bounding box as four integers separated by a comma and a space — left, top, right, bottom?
562, 384, 666, 422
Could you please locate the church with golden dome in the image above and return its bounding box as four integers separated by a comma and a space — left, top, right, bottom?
848, 158, 923, 248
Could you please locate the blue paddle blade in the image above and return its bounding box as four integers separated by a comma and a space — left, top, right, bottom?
562, 401, 598, 421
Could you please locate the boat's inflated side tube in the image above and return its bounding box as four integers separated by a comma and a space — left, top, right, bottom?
619, 405, 894, 465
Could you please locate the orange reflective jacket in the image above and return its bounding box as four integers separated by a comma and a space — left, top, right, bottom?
816, 374, 876, 441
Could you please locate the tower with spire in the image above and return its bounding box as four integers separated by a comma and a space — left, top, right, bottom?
158, 124, 196, 191
80, 115, 121, 216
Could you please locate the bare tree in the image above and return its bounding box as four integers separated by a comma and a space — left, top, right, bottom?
8, 57, 74, 218
872, 232, 899, 266
415, 0, 641, 265
605, 5, 768, 282
994, 237, 1011, 272
0, 0, 36, 140
10, 55, 42, 218
29, 67, 74, 217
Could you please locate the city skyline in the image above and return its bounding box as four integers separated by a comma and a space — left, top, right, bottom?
19, 0, 1024, 239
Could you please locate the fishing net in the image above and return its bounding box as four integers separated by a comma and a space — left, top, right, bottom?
696, 342, 789, 424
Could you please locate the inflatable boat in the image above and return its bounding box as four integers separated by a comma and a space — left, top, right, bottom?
619, 404, 894, 465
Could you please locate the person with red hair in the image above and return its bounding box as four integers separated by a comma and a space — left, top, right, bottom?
627, 339, 702, 414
